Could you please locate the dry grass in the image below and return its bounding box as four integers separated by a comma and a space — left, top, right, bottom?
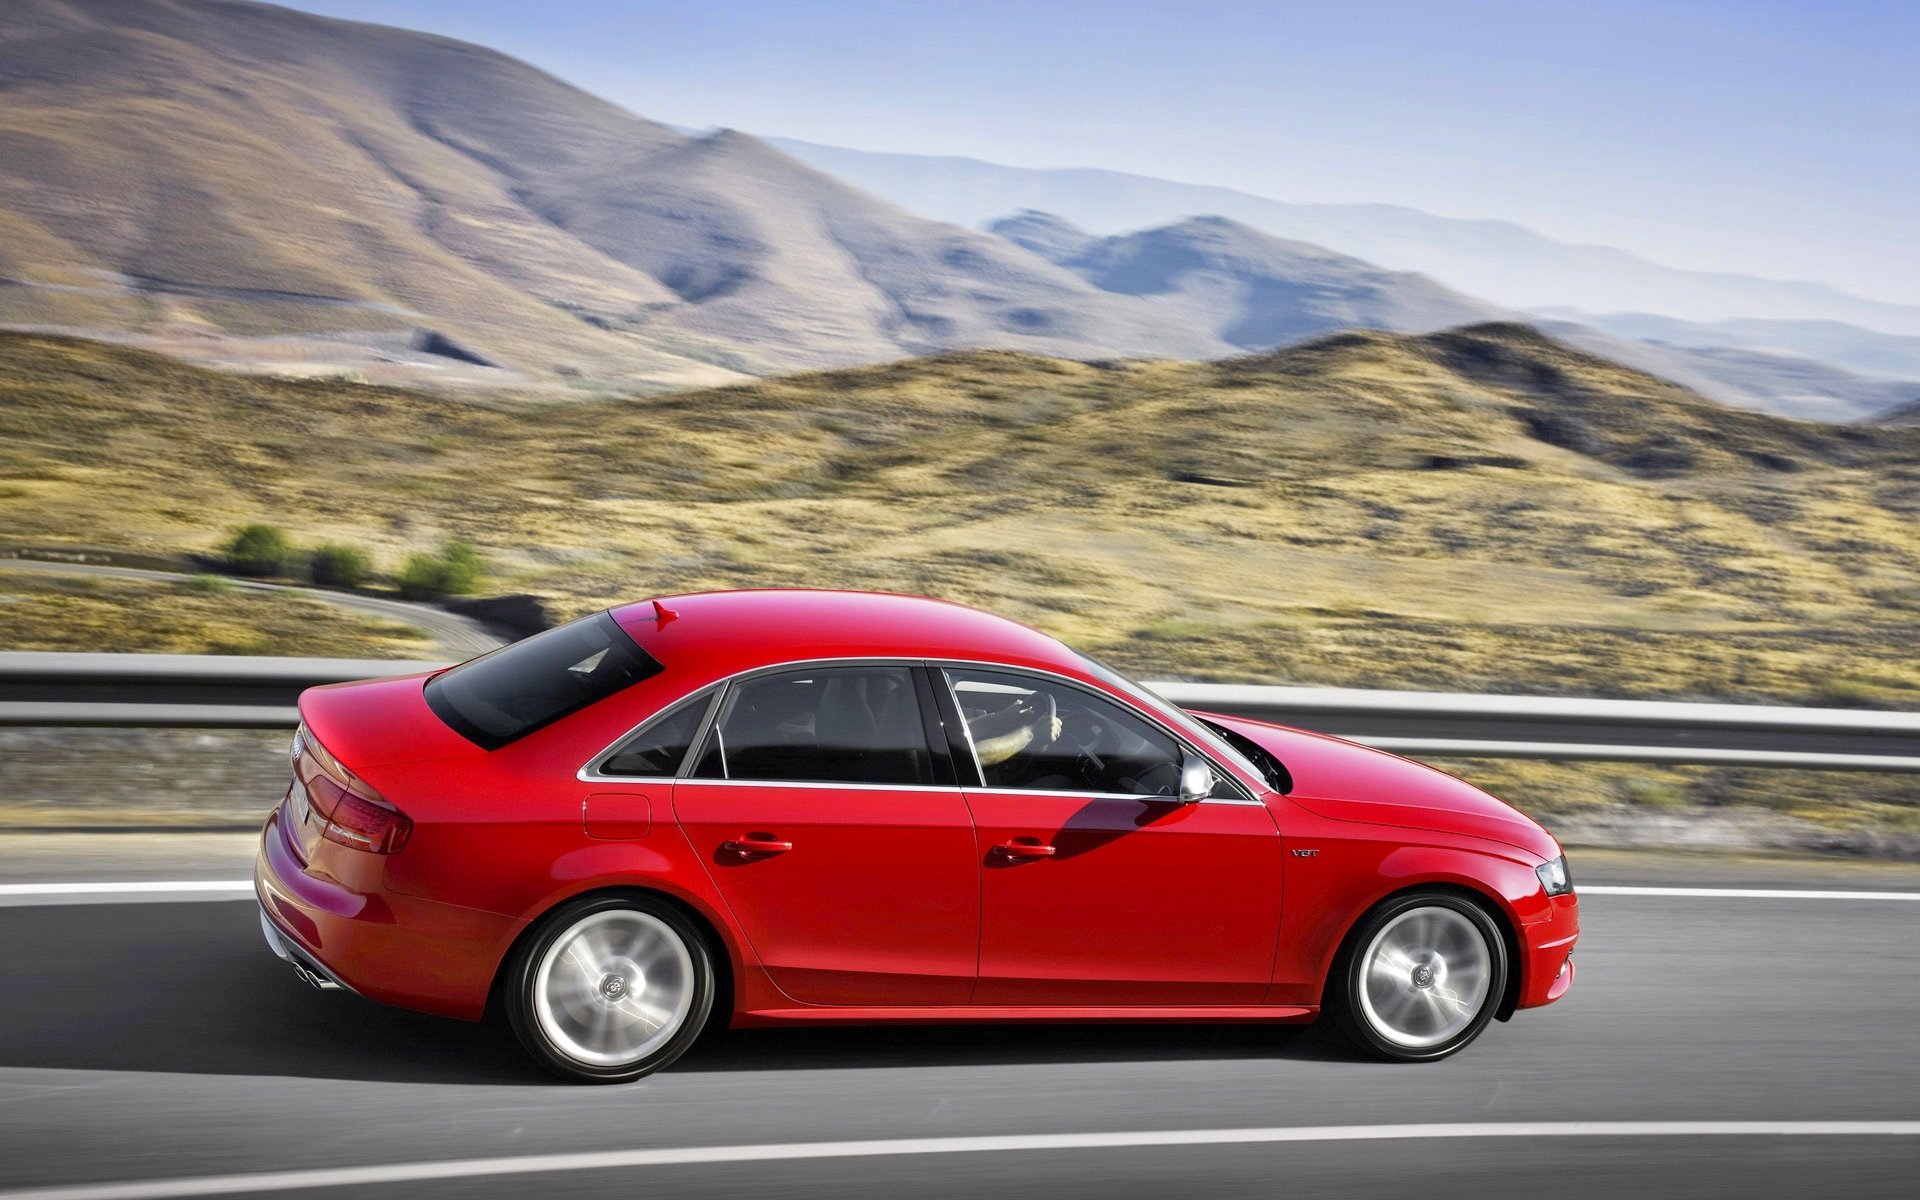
5, 325, 1920, 844
0, 570, 431, 656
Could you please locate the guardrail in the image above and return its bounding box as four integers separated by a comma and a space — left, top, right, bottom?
4, 653, 1920, 771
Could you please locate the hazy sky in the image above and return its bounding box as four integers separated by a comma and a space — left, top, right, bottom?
289, 0, 1918, 304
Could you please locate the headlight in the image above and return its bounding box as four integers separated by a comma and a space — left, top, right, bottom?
290, 722, 307, 766
1536, 854, 1573, 896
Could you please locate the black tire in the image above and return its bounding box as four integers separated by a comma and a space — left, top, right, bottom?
1327, 889, 1508, 1062
503, 892, 716, 1083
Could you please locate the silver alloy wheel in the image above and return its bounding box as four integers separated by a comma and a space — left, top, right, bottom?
532, 909, 696, 1068
1356, 905, 1493, 1049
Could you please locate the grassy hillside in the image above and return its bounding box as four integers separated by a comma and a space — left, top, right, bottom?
5, 323, 1920, 846
4, 323, 1918, 701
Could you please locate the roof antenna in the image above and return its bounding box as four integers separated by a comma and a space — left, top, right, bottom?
650, 600, 679, 625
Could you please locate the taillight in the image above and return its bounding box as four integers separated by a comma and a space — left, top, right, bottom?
320, 790, 412, 855
296, 727, 412, 855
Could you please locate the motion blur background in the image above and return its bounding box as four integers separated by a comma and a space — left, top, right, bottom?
0, 1, 1916, 1197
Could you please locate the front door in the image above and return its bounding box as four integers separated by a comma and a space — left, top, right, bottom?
672, 665, 979, 1005
942, 666, 1285, 1006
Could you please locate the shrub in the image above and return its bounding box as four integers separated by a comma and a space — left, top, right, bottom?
224, 524, 294, 577
177, 574, 235, 595
309, 544, 373, 589
396, 541, 484, 600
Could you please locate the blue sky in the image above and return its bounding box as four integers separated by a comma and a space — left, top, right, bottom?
291, 0, 1918, 304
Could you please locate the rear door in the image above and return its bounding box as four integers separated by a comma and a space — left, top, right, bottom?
672, 664, 980, 1006
941, 666, 1285, 1006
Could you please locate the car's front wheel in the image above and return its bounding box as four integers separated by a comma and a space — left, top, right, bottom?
504, 893, 715, 1083
1329, 891, 1507, 1061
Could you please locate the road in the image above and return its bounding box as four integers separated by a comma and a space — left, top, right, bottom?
0, 856, 1916, 1198
0, 561, 505, 660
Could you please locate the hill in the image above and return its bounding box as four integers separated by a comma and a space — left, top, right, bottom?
5, 323, 1918, 700
0, 0, 1227, 385
768, 135, 1920, 336
991, 213, 1506, 348
9, 324, 1920, 841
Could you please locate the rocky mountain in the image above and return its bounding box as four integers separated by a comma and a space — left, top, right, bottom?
992, 213, 1505, 349
0, 0, 1228, 385
768, 135, 1920, 337
1538, 324, 1920, 423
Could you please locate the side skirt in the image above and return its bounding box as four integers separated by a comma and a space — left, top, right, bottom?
733, 1004, 1317, 1027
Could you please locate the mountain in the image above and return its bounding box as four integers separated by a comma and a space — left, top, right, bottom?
1877, 399, 1920, 427
1537, 323, 1920, 423
1534, 312, 1920, 383
0, 0, 1229, 385
766, 137, 1920, 337
991, 213, 1505, 349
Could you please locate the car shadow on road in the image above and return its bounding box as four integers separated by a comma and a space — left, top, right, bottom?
0, 900, 1351, 1086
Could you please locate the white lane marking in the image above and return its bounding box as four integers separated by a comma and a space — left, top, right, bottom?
1580, 885, 1920, 900
0, 881, 253, 897
0, 882, 253, 907
2, 1122, 1916, 1200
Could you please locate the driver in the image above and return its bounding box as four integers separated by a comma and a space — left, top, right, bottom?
965, 692, 1065, 786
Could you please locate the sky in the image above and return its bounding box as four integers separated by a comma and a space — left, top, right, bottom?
289, 0, 1919, 305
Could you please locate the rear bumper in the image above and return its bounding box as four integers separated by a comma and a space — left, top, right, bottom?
1516, 891, 1579, 1010
254, 807, 519, 1020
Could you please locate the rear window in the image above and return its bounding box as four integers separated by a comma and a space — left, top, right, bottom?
425, 612, 663, 750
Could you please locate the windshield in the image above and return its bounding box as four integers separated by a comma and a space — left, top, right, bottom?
425, 612, 663, 750
1071, 651, 1275, 790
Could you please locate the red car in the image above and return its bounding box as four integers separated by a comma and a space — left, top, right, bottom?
256, 589, 1578, 1082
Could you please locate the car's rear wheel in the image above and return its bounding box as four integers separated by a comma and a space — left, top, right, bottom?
1330, 890, 1507, 1062
504, 893, 715, 1083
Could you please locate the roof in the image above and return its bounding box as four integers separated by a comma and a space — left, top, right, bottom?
608, 589, 1089, 685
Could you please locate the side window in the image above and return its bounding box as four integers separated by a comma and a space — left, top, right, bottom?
692, 667, 934, 786
598, 692, 711, 776
945, 668, 1194, 797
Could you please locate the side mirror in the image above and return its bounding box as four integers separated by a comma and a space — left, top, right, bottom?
1178, 753, 1214, 805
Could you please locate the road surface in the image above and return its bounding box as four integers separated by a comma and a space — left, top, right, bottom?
0, 851, 1915, 1198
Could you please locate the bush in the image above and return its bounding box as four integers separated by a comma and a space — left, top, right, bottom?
224, 524, 294, 577
177, 574, 235, 595
396, 540, 485, 600
309, 544, 373, 589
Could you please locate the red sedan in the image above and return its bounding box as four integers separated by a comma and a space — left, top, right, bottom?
256, 589, 1578, 1082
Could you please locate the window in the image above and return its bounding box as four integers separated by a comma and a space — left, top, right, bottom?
1072, 650, 1271, 791
691, 666, 934, 786
599, 692, 712, 776
425, 612, 663, 750
944, 667, 1224, 798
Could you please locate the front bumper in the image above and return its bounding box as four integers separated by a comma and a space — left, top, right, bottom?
254, 806, 518, 1021
1516, 891, 1580, 1010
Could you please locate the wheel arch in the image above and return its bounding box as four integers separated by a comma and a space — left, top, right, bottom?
1320, 879, 1523, 1022
485, 882, 738, 1025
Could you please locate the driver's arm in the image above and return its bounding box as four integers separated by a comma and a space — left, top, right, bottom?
967, 697, 1063, 767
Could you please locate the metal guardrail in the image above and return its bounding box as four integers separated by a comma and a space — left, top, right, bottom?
4, 653, 1920, 771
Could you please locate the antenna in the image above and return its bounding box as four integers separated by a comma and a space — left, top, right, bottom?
651, 600, 679, 625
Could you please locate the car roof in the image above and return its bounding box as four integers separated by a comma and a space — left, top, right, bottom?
608, 589, 1092, 682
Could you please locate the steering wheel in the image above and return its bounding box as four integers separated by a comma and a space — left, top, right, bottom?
1057, 709, 1105, 783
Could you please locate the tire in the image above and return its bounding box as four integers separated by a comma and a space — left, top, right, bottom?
1328, 890, 1508, 1062
503, 893, 716, 1083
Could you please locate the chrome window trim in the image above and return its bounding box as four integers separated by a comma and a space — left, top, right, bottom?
577, 687, 723, 782
573, 654, 1270, 804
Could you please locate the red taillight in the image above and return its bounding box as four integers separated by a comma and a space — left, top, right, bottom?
296, 727, 412, 855
320, 790, 412, 855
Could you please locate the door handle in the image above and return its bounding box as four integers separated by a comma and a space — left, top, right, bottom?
997, 841, 1056, 859
723, 836, 793, 856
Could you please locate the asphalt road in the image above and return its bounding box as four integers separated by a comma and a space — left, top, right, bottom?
0, 561, 505, 660
0, 873, 1916, 1198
